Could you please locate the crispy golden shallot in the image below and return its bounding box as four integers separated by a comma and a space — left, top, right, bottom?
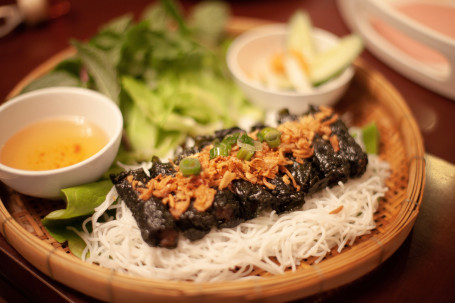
137, 107, 339, 218
193, 185, 217, 212
330, 135, 340, 153
219, 171, 237, 190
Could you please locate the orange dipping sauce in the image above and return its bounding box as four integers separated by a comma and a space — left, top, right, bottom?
0, 116, 108, 171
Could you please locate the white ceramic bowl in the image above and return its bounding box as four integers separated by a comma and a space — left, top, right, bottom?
227, 24, 355, 114
0, 87, 123, 199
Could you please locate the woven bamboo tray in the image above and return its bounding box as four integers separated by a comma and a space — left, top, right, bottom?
0, 17, 425, 302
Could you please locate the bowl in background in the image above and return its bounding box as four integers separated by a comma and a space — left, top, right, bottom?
226, 24, 355, 114
0, 87, 123, 199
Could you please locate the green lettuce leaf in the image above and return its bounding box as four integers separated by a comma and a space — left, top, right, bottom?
43, 179, 113, 222
123, 102, 160, 160
45, 218, 87, 259
42, 179, 114, 258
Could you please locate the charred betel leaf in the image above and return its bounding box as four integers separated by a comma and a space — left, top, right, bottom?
111, 107, 369, 248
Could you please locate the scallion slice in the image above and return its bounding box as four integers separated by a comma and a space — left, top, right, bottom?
222, 133, 240, 148
179, 157, 202, 176
209, 143, 230, 159
238, 133, 255, 146
237, 134, 262, 150
237, 147, 255, 161
258, 127, 281, 148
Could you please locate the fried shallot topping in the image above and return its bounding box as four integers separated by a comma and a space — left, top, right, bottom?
134, 107, 340, 219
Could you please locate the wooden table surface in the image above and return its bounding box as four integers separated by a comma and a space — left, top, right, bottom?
1, 1, 454, 302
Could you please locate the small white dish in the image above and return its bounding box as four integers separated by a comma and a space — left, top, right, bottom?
0, 87, 123, 199
226, 23, 355, 114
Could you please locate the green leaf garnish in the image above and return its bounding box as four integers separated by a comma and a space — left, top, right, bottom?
42, 180, 114, 258
362, 122, 380, 154
71, 40, 120, 104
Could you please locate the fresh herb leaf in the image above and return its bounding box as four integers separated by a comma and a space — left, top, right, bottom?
21, 71, 81, 94
362, 122, 380, 154
188, 1, 230, 47
141, 4, 170, 32
98, 13, 133, 37
121, 76, 166, 120
42, 179, 113, 223
42, 179, 114, 258
44, 218, 87, 259
71, 40, 120, 104
66, 230, 88, 259
160, 0, 189, 36
123, 102, 160, 160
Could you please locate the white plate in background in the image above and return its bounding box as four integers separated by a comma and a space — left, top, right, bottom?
337, 0, 455, 100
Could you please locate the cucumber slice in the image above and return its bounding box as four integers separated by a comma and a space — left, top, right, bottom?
286, 10, 316, 61
283, 54, 313, 92
309, 34, 363, 86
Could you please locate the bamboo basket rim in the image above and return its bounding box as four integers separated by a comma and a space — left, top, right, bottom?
0, 17, 425, 302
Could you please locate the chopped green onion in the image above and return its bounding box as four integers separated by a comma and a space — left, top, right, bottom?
258, 127, 281, 148
235, 133, 263, 160
238, 133, 255, 146
252, 140, 263, 151
179, 157, 202, 176
209, 142, 230, 159
237, 147, 255, 161
237, 133, 262, 150
222, 133, 240, 148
